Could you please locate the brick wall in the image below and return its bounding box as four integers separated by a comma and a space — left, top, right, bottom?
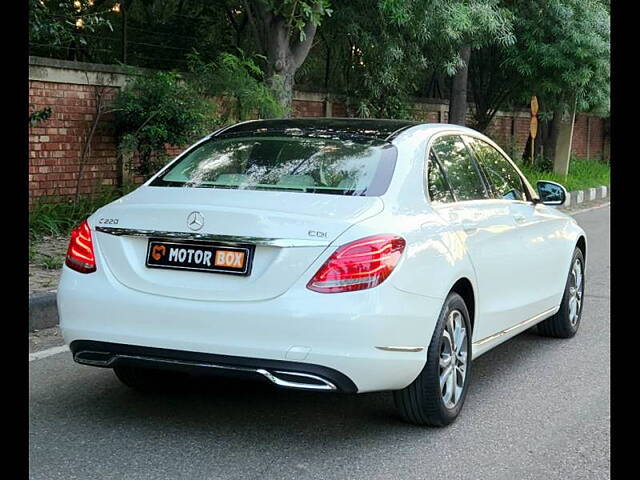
29, 81, 119, 203
292, 99, 325, 117
571, 115, 605, 159
29, 57, 607, 206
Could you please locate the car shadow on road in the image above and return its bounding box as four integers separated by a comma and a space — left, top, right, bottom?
40, 326, 572, 449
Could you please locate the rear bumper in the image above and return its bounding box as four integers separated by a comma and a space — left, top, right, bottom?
59, 263, 444, 393
70, 340, 357, 392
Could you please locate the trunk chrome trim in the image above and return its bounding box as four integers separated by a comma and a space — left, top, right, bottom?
94, 227, 331, 248
375, 346, 425, 352
472, 307, 559, 347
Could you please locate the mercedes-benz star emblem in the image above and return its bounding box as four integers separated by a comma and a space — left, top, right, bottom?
187, 211, 204, 231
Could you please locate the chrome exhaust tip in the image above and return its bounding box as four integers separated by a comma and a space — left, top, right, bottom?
256, 369, 337, 391
74, 350, 115, 366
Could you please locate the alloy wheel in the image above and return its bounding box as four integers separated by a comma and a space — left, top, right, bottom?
568, 258, 584, 326
439, 309, 468, 409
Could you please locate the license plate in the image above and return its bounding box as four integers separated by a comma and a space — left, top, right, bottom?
145, 239, 253, 276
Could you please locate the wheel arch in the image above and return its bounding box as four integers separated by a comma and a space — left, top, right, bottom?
450, 277, 475, 334
576, 235, 587, 263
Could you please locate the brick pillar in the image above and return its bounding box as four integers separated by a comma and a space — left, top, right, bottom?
324, 98, 332, 117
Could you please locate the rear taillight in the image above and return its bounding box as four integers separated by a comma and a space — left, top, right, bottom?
65, 220, 96, 274
307, 235, 406, 294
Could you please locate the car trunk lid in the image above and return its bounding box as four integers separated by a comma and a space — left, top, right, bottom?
91, 186, 384, 301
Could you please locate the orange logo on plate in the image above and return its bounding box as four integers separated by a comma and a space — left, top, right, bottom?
214, 250, 245, 268
151, 245, 167, 261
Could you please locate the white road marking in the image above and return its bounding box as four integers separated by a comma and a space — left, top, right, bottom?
29, 345, 69, 362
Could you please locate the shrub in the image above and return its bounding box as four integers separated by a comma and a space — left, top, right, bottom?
29, 106, 52, 127
114, 71, 217, 180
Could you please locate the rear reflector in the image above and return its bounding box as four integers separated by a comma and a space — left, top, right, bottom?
65, 220, 97, 274
307, 235, 405, 293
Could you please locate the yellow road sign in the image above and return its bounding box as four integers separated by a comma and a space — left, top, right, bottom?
531, 96, 539, 116
530, 116, 538, 139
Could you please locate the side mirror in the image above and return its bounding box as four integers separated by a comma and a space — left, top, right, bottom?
536, 180, 568, 206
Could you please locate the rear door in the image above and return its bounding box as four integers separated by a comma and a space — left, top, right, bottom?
465, 136, 569, 316
428, 134, 525, 341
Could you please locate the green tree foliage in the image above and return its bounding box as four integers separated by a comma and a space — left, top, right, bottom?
437, 0, 514, 125
29, 0, 114, 61
299, 0, 422, 118
471, 0, 609, 126
490, 0, 610, 164
30, 0, 609, 140
295, 0, 513, 120
114, 51, 281, 179
114, 71, 216, 178
504, 0, 609, 115
121, 0, 237, 69
421, 0, 514, 74
187, 51, 286, 121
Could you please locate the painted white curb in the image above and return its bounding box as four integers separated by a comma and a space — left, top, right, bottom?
561, 185, 609, 209
599, 186, 608, 198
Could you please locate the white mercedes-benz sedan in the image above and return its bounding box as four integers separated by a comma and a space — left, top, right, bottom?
58, 119, 586, 426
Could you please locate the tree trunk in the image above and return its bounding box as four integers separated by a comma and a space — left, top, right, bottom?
522, 134, 542, 165
264, 17, 296, 116
448, 45, 471, 126
249, 3, 320, 118
266, 70, 295, 115
542, 113, 561, 165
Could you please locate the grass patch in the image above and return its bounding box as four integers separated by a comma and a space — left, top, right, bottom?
39, 255, 64, 270
518, 157, 610, 192
29, 187, 129, 241
29, 186, 137, 272
29, 243, 38, 262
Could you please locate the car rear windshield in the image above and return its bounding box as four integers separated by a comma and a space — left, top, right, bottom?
150, 136, 398, 196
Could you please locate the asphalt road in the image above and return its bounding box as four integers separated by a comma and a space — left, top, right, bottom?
29, 205, 610, 480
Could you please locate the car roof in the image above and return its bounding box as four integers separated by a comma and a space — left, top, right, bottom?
215, 118, 421, 142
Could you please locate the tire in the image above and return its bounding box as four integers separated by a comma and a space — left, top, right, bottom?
537, 247, 585, 339
113, 365, 188, 392
393, 292, 472, 427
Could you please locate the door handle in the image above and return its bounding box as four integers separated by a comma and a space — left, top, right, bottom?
514, 214, 527, 224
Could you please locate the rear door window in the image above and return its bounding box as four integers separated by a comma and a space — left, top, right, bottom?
427, 151, 455, 204
430, 135, 489, 201
466, 137, 527, 201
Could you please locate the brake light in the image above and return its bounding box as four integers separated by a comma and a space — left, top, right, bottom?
307, 235, 406, 293
65, 220, 96, 273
